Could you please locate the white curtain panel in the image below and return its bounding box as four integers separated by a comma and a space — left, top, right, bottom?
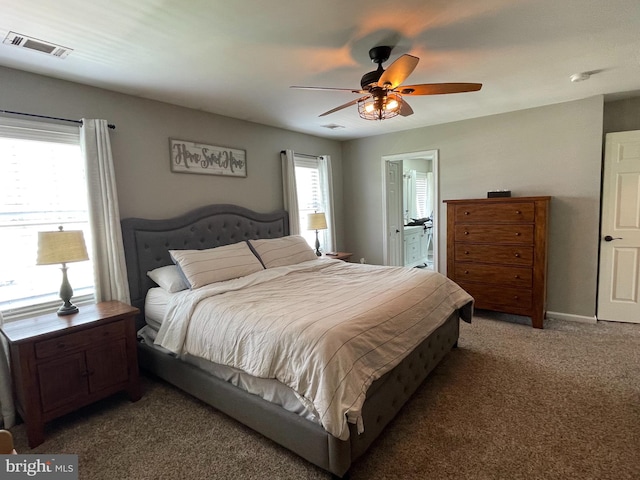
281, 149, 300, 235
0, 311, 15, 428
319, 155, 336, 252
81, 119, 131, 304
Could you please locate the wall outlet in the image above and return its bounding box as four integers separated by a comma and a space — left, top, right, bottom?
360, 257, 366, 264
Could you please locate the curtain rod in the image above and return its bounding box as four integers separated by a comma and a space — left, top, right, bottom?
280, 150, 319, 159
0, 109, 116, 130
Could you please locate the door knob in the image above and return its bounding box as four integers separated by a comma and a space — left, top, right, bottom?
603, 235, 622, 242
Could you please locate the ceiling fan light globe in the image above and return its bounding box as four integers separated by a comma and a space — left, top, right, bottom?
357, 92, 403, 121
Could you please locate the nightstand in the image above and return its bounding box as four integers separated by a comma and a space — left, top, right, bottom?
322, 252, 353, 262
0, 301, 141, 448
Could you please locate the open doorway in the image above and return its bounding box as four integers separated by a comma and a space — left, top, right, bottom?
382, 150, 439, 271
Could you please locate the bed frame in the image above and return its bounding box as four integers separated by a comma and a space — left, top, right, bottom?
121, 204, 463, 478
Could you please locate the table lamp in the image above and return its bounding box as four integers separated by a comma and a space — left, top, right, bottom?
307, 212, 327, 256
37, 226, 89, 316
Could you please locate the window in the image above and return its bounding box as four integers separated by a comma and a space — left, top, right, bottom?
415, 171, 429, 219
294, 155, 333, 252
0, 118, 94, 318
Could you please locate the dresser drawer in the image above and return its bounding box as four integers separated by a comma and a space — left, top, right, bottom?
35, 321, 126, 359
455, 224, 534, 244
454, 263, 532, 288
454, 244, 533, 266
459, 282, 533, 310
454, 202, 534, 223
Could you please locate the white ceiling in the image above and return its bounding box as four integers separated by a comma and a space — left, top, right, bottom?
1, 0, 639, 140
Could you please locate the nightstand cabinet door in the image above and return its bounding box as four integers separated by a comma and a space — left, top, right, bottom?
87, 339, 129, 392
38, 352, 89, 413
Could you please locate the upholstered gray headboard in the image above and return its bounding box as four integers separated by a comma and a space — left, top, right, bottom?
121, 204, 289, 325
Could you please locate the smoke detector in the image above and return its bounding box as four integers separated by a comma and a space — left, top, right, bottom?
3, 31, 72, 59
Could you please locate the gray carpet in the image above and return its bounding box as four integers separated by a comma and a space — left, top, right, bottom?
9, 313, 640, 479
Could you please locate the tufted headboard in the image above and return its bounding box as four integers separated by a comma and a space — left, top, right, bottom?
121, 204, 289, 325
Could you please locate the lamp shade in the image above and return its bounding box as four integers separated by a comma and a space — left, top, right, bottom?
307, 212, 327, 230
37, 228, 89, 265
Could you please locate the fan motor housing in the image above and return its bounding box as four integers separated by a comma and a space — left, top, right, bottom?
361, 46, 392, 89
360, 68, 383, 89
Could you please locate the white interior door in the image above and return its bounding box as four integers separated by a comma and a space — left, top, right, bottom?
597, 130, 640, 323
385, 160, 403, 266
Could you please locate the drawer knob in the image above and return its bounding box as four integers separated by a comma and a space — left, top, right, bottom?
464, 270, 469, 274
515, 232, 521, 236
465, 251, 470, 255
514, 275, 520, 279
514, 295, 519, 300
515, 210, 521, 214
514, 253, 520, 257
464, 211, 470, 215
464, 231, 469, 235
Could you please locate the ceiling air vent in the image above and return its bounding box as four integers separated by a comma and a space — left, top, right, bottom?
3, 31, 72, 59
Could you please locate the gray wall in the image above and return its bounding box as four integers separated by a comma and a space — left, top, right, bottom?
0, 66, 345, 246
604, 96, 640, 134
0, 63, 617, 318
342, 96, 604, 318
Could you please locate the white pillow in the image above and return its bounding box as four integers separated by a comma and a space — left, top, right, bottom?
147, 265, 190, 293
248, 235, 317, 268
169, 241, 264, 289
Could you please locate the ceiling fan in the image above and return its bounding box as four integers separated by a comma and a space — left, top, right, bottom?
291, 46, 482, 120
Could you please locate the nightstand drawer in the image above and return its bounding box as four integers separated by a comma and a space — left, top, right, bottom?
35, 321, 126, 359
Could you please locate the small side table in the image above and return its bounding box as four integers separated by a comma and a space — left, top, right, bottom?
322, 252, 353, 262
0, 301, 141, 448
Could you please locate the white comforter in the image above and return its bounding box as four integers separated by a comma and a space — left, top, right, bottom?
155, 259, 473, 440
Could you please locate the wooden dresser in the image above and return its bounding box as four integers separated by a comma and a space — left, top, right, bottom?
444, 196, 550, 328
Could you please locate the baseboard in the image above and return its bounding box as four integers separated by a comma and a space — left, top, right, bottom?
546, 311, 597, 324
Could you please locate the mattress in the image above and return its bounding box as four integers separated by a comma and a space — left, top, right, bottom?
142, 291, 319, 422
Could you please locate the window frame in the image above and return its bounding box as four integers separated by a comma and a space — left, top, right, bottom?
0, 117, 94, 321
293, 155, 334, 253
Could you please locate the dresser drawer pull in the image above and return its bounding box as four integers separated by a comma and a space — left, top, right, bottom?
464, 231, 469, 235
464, 270, 469, 274
465, 251, 470, 255
515, 210, 521, 214
514, 295, 519, 300
514, 275, 520, 279
464, 211, 470, 215
514, 253, 520, 257
515, 232, 521, 236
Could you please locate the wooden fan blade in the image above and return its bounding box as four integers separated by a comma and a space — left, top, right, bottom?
398, 83, 482, 95
319, 97, 366, 117
291, 86, 365, 94
399, 100, 414, 117
378, 55, 419, 90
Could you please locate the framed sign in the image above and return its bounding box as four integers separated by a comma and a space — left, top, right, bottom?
170, 138, 247, 177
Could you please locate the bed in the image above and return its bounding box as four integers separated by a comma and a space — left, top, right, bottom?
121, 204, 473, 478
